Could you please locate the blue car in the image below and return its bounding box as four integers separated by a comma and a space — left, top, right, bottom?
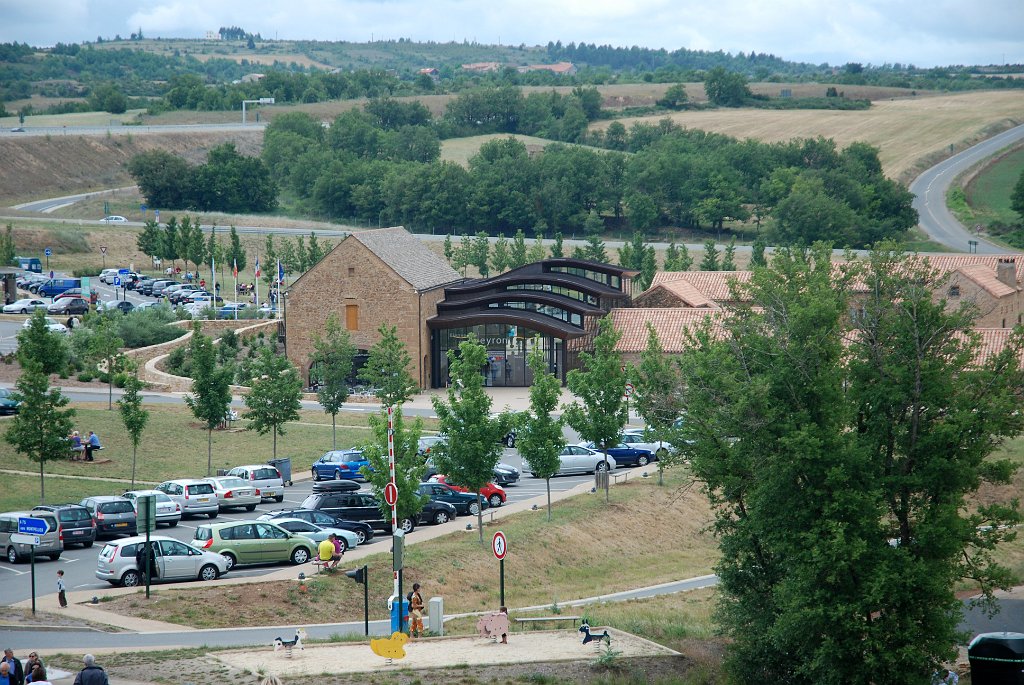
311, 449, 372, 481
577, 441, 655, 468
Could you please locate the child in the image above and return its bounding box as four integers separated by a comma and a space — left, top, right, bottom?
57, 569, 66, 608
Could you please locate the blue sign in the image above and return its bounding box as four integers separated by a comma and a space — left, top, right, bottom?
113, 277, 121, 287
118, 268, 130, 275
18, 516, 48, 535
44, 248, 52, 257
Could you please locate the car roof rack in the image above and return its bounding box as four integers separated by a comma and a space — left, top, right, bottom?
311, 480, 361, 493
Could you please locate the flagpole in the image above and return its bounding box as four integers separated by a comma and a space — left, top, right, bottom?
233, 258, 238, 320
255, 251, 260, 310
211, 256, 216, 316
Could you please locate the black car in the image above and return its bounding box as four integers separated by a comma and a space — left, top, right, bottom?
300, 486, 459, 532
258, 508, 376, 545
0, 388, 19, 415
418, 482, 488, 516
31, 503, 96, 548
422, 455, 519, 487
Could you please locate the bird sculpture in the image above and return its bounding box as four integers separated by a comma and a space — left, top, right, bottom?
579, 623, 611, 647
370, 631, 410, 663
273, 628, 307, 658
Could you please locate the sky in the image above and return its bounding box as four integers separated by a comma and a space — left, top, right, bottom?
1, 0, 1022, 68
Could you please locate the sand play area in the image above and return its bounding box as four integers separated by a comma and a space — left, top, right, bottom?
214, 628, 678, 678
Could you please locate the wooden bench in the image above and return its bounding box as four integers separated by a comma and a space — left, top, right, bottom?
514, 615, 582, 630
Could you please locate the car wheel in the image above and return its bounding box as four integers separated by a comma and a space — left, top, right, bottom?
334, 470, 343, 481
312, 470, 320, 482
199, 564, 219, 582
49, 553, 61, 561
489, 494, 503, 508
208, 511, 218, 519
167, 520, 178, 527
433, 511, 451, 525
531, 472, 539, 478
399, 517, 415, 534
291, 546, 311, 565
637, 454, 650, 467
354, 530, 367, 545
83, 540, 94, 548
221, 552, 237, 571
245, 504, 256, 512
468, 502, 480, 516
20, 308, 28, 314
505, 434, 515, 448
337, 539, 348, 553
6, 546, 19, 564
121, 570, 141, 587
595, 461, 610, 473
275, 495, 284, 503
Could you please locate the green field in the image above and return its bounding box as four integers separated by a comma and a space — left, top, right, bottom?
966, 145, 1024, 226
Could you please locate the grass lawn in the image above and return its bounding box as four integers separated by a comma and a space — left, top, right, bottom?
0, 472, 142, 510
965, 145, 1024, 227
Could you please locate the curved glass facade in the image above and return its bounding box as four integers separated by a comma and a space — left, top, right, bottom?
433, 325, 562, 387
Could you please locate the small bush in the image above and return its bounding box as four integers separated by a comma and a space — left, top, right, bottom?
97, 372, 110, 383
112, 371, 130, 388
77, 371, 94, 382
72, 268, 102, 278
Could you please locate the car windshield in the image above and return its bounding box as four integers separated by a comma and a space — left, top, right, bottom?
217, 478, 247, 489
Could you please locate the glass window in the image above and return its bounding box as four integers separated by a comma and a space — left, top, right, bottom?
256, 523, 287, 539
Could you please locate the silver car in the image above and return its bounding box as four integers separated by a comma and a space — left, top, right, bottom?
156, 480, 219, 518
95, 535, 230, 587
271, 518, 359, 552
226, 464, 285, 502
202, 476, 261, 512
0, 510, 63, 563
122, 490, 182, 527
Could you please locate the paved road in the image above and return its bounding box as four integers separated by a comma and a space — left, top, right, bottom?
910, 123, 1024, 254
1, 123, 264, 139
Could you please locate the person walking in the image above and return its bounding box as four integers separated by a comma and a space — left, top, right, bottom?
22, 655, 42, 684
57, 569, 67, 608
408, 583, 425, 638
72, 655, 108, 685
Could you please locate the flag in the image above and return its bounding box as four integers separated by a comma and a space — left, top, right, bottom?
277, 259, 285, 285
232, 259, 238, 278
254, 256, 261, 278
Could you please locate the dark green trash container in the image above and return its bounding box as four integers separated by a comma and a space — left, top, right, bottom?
969, 632, 1024, 684
268, 457, 292, 486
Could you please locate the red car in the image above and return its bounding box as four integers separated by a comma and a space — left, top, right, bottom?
429, 475, 506, 508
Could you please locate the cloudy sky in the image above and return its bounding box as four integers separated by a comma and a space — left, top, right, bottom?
2, 0, 1021, 68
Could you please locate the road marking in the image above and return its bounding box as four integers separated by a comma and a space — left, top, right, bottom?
61, 557, 79, 564
0, 567, 28, 575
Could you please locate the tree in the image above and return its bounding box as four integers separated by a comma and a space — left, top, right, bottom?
227, 225, 247, 272
312, 314, 356, 449
631, 324, 684, 485
703, 66, 752, 107
1012, 169, 1024, 221
358, 324, 418, 408
360, 405, 427, 531
128, 150, 193, 209
550, 232, 564, 259
118, 372, 149, 489
563, 316, 626, 502
431, 334, 510, 542
676, 244, 1024, 683
88, 316, 125, 410
515, 341, 565, 520
5, 361, 75, 503
721, 238, 737, 271
664, 242, 693, 272
528, 234, 547, 263
580, 233, 607, 263
491, 233, 510, 274
699, 240, 720, 271
657, 83, 689, 110
443, 234, 454, 264
750, 236, 768, 267
17, 309, 69, 375
509, 229, 529, 269
470, 231, 491, 277
0, 223, 15, 265
136, 220, 163, 259
184, 324, 233, 476
244, 348, 302, 460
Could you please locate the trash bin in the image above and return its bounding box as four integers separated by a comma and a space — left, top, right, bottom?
216, 469, 228, 476
969, 632, 1024, 684
390, 597, 409, 634
595, 470, 609, 491
268, 457, 293, 486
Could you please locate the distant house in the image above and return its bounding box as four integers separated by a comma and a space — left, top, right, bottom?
517, 62, 578, 76
460, 62, 502, 73
204, 31, 221, 40
240, 73, 265, 83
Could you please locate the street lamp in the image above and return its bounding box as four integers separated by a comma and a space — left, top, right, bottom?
241, 97, 275, 124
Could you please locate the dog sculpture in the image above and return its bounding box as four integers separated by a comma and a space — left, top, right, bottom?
273, 628, 307, 657
579, 622, 610, 647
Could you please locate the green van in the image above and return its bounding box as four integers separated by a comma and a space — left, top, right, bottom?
192, 520, 314, 571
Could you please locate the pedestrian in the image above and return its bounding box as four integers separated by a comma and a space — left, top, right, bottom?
408, 582, 425, 638
57, 569, 67, 608
135, 542, 158, 582
0, 662, 10, 685
83, 431, 101, 461
22, 654, 42, 684
72, 654, 108, 685
199, 278, 206, 289
1, 649, 22, 685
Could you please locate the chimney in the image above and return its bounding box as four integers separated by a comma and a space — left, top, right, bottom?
997, 258, 1017, 288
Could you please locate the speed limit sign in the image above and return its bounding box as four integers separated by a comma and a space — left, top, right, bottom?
492, 530, 507, 560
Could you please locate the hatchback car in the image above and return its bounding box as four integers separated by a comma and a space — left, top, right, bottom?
3, 298, 47, 314
47, 297, 89, 315
257, 509, 375, 545
541, 445, 618, 476
0, 388, 19, 415
156, 479, 219, 518
32, 503, 96, 548
193, 520, 315, 571
226, 465, 285, 502
299, 490, 417, 533
311, 449, 371, 482
202, 476, 261, 512
429, 475, 506, 508
271, 518, 359, 552
418, 482, 488, 516
0, 510, 62, 563
95, 535, 229, 587
96, 300, 134, 314
122, 489, 182, 527
23, 316, 68, 335
79, 496, 138, 538
100, 215, 128, 223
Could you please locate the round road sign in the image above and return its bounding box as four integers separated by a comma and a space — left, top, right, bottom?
383, 481, 398, 507
491, 530, 508, 560
624, 382, 635, 398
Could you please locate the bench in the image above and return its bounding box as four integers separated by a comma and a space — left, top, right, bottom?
514, 615, 582, 630
311, 557, 329, 573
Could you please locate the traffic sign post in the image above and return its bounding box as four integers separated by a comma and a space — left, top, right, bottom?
492, 531, 508, 607
44, 247, 51, 272
138, 495, 155, 598
383, 482, 398, 507
100, 245, 107, 268
19, 516, 48, 535
18, 516, 46, 614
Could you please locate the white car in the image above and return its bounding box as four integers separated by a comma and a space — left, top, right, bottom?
95, 535, 229, 587
98, 268, 120, 284
100, 215, 128, 224
201, 476, 261, 512
621, 429, 674, 459
531, 445, 617, 477
3, 298, 47, 314
122, 489, 182, 527
22, 316, 68, 335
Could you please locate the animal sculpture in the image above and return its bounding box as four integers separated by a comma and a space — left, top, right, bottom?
273, 628, 307, 657
370, 631, 410, 663
476, 610, 510, 642
580, 623, 611, 647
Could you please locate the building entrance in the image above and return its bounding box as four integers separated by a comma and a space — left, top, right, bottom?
432, 325, 563, 388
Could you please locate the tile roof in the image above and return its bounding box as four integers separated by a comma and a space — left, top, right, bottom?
921, 255, 1023, 283
612, 308, 726, 353
952, 264, 1017, 298
352, 227, 463, 291
647, 271, 752, 301
638, 279, 718, 308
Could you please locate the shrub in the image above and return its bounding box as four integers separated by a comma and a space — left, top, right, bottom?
72, 268, 102, 278
97, 372, 110, 383
77, 371, 94, 382
112, 371, 130, 388
116, 307, 184, 349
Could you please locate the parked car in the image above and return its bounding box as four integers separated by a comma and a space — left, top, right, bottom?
53, 287, 98, 302
47, 297, 89, 315
0, 388, 20, 415
100, 215, 128, 224
311, 449, 371, 482
418, 482, 488, 516
257, 509, 376, 545
299, 488, 417, 533
429, 475, 506, 508
31, 503, 96, 548
3, 298, 46, 314
0, 510, 62, 563
155, 479, 219, 518
271, 518, 359, 552
492, 462, 521, 486
182, 291, 222, 305
576, 441, 654, 468
620, 429, 673, 460
193, 520, 315, 570
419, 437, 520, 486
22, 316, 67, 335
95, 535, 229, 587
542, 445, 618, 476
226, 464, 285, 502
38, 278, 81, 298
122, 490, 181, 527
78, 496, 138, 538
417, 436, 445, 456
96, 300, 134, 314
98, 268, 119, 284
201, 476, 260, 512
150, 280, 178, 298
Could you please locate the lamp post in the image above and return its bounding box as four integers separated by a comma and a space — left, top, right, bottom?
241, 97, 275, 124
